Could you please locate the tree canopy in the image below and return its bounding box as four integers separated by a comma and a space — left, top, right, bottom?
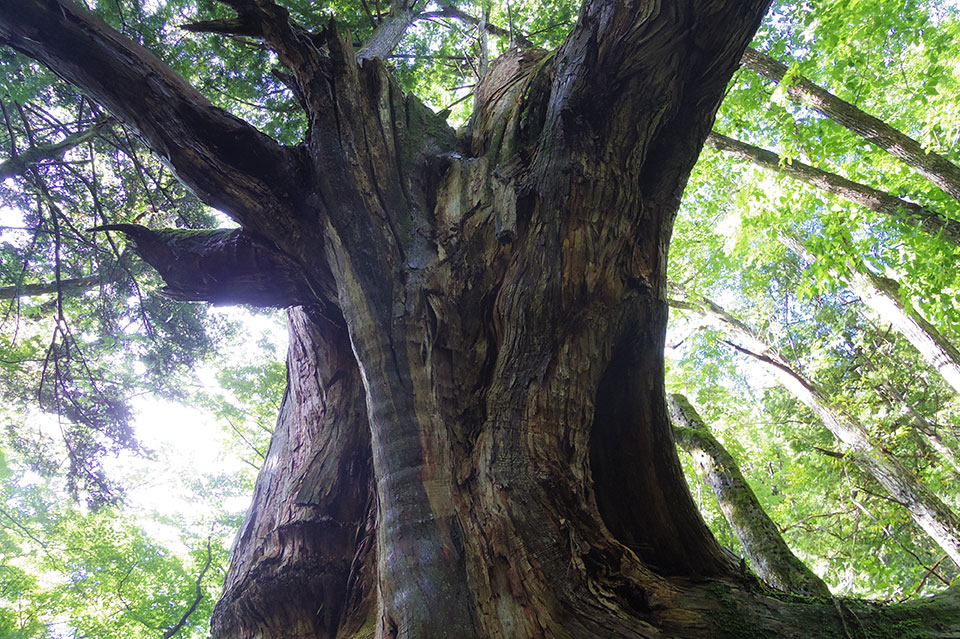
1, 0, 960, 635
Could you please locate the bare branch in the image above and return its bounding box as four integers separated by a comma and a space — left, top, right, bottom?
0, 118, 113, 180
0, 276, 100, 301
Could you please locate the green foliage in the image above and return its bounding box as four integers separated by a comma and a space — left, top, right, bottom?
0, 0, 959, 630
671, 0, 960, 600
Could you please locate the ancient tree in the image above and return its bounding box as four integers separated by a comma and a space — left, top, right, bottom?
3, 0, 960, 637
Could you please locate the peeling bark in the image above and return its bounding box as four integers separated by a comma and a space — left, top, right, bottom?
668, 393, 831, 597
741, 47, 960, 204
672, 293, 960, 569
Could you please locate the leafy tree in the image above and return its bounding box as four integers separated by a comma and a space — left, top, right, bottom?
1, 0, 960, 637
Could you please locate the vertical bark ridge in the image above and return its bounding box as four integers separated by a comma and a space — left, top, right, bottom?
211, 307, 375, 639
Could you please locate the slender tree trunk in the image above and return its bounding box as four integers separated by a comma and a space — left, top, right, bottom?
780, 234, 960, 396
670, 294, 960, 569
706, 132, 960, 247
880, 381, 960, 476
4, 0, 960, 636
741, 47, 960, 203
0, 117, 112, 179
668, 393, 832, 597
0, 275, 100, 300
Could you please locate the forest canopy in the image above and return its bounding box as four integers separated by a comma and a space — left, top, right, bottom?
0, 0, 959, 636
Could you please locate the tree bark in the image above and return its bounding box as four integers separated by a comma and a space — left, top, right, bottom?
706, 132, 960, 247
780, 233, 960, 396
4, 0, 960, 636
668, 393, 831, 598
671, 293, 960, 569
741, 47, 960, 204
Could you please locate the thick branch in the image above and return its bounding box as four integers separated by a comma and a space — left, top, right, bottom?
0, 0, 303, 234
669, 393, 831, 597
741, 47, 960, 203
358, 0, 422, 60
0, 276, 99, 300
707, 132, 960, 247
89, 224, 330, 311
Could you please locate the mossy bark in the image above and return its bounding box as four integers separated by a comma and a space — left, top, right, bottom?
668, 393, 831, 597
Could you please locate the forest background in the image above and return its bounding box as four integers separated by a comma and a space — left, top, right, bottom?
1, 0, 959, 636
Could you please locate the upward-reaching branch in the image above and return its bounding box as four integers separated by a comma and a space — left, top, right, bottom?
0, 0, 304, 235
358, 0, 422, 60
780, 233, 960, 396
706, 132, 960, 247
741, 47, 960, 204
668, 393, 831, 597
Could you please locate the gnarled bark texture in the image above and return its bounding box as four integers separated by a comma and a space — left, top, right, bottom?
4, 0, 960, 636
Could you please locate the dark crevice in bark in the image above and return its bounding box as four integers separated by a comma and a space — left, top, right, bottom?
590, 303, 735, 577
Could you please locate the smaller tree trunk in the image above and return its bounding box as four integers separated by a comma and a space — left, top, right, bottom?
670, 293, 960, 569
741, 47, 960, 204
706, 132, 960, 247
668, 393, 831, 597
780, 233, 960, 396
0, 275, 99, 300
0, 117, 112, 180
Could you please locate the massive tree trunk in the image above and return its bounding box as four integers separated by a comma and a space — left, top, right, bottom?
4, 0, 960, 636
